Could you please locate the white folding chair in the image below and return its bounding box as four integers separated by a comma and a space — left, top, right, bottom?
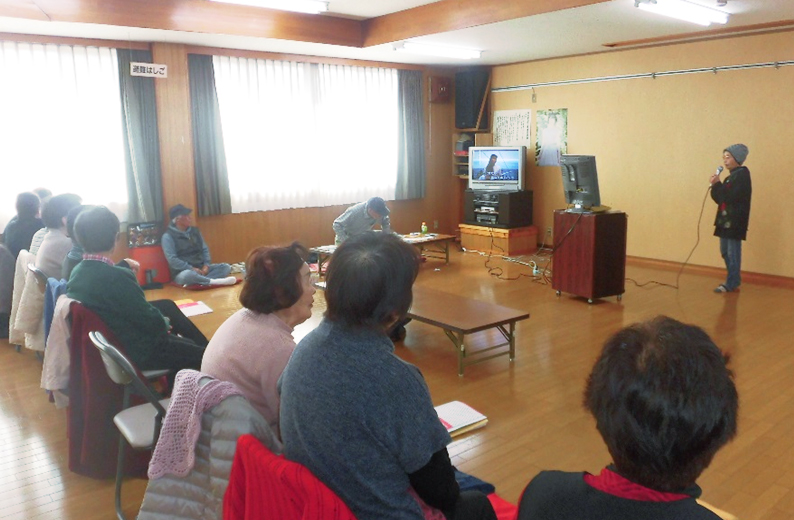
89, 331, 170, 520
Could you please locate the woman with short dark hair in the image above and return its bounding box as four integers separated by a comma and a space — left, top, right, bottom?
35, 193, 82, 277
280, 231, 497, 520
201, 242, 315, 439
2, 192, 44, 258
517, 315, 739, 520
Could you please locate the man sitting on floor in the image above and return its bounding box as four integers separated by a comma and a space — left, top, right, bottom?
161, 204, 235, 286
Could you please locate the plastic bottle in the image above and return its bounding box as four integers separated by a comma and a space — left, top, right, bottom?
421, 221, 428, 234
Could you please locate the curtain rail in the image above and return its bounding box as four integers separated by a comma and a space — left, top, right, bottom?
492, 59, 794, 93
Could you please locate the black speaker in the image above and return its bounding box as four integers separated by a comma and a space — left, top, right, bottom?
496, 190, 533, 228
455, 69, 490, 130
464, 189, 476, 222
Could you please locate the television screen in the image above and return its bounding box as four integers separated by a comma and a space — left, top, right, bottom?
469, 146, 526, 191
560, 155, 600, 212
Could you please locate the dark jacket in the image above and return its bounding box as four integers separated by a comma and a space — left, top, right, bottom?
162, 225, 211, 277
710, 165, 752, 240
2, 215, 44, 258
518, 470, 720, 520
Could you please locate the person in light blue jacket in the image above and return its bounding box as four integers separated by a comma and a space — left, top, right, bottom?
161, 204, 234, 286
332, 197, 391, 245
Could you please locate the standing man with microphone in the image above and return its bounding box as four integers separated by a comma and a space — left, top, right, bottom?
710, 144, 752, 293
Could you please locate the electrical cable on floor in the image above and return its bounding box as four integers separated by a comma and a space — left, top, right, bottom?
626, 185, 713, 290
483, 227, 537, 281
534, 212, 584, 285
466, 226, 556, 283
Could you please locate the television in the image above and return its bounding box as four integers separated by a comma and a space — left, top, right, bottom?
468, 146, 526, 192
560, 155, 601, 212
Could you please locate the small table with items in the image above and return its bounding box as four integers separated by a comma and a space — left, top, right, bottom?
310, 233, 456, 276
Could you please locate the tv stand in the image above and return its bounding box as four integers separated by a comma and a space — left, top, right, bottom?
463, 189, 533, 228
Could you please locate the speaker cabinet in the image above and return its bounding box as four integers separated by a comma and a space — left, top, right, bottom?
464, 190, 533, 228
455, 69, 490, 130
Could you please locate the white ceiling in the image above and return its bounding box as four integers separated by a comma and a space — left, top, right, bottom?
0, 1, 792, 66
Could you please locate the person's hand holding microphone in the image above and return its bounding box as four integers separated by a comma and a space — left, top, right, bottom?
709, 166, 724, 186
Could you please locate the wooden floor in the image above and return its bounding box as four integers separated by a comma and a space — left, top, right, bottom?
2, 249, 794, 519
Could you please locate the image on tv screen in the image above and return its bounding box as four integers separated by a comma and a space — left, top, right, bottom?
471, 149, 520, 181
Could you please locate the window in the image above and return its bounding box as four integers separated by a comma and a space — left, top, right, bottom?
212, 56, 399, 213
0, 42, 128, 230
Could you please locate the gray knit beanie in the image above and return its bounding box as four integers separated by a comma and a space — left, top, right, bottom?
724, 144, 749, 165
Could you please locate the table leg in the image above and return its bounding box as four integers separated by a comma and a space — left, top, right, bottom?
457, 332, 465, 376
444, 329, 466, 376
509, 321, 516, 361
444, 240, 449, 264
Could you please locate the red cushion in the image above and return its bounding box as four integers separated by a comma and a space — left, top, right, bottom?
488, 493, 518, 520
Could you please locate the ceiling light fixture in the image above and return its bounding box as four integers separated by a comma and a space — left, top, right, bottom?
634, 0, 729, 26
393, 42, 481, 60
210, 0, 329, 15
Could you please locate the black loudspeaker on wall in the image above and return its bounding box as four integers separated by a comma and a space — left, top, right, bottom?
455, 69, 490, 129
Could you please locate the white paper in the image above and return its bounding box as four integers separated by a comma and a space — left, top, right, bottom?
493, 109, 532, 146
177, 301, 213, 317
434, 401, 487, 432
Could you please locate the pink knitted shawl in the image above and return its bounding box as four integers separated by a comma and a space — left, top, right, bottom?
148, 369, 242, 479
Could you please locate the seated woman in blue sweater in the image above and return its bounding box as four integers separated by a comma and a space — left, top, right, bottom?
517, 316, 738, 520
279, 231, 496, 520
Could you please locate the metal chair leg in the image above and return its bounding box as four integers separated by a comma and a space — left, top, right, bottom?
115, 433, 128, 520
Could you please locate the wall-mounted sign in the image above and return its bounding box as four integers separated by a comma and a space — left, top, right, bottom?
130, 62, 167, 78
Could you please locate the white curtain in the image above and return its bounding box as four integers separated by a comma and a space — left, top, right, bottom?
212, 56, 399, 213
0, 42, 128, 230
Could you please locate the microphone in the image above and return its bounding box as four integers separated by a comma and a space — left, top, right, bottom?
710, 166, 724, 186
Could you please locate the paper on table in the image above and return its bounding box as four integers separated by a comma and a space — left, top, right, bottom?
175, 299, 213, 317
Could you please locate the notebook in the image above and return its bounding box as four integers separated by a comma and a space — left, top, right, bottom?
175, 299, 213, 317
434, 401, 488, 437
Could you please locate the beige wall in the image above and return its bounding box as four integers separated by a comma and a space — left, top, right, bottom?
492, 30, 794, 279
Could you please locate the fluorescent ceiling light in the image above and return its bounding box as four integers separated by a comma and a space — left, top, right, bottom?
635, 0, 729, 26
210, 0, 329, 14
394, 42, 481, 60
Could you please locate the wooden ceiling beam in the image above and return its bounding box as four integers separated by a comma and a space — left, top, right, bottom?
603, 18, 794, 49
0, 0, 363, 47
0, 0, 612, 50
361, 0, 613, 47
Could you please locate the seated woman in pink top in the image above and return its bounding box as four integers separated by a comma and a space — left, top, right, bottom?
201, 243, 315, 439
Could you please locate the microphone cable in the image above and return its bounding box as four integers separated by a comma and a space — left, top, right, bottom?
626, 184, 712, 290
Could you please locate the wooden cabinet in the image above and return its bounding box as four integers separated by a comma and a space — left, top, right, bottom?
551, 210, 627, 303
452, 132, 492, 177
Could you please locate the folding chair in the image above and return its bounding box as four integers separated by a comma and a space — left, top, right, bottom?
89, 331, 171, 520
27, 263, 49, 289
